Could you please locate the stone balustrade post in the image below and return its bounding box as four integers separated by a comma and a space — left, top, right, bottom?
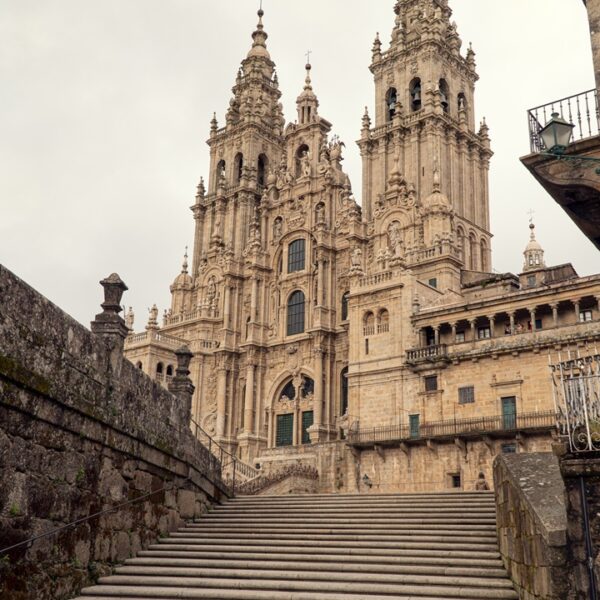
509, 312, 516, 335
168, 345, 195, 428
550, 303, 559, 327
91, 273, 129, 379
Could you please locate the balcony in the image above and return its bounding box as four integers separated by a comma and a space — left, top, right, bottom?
347, 410, 557, 448
406, 344, 450, 370
521, 89, 600, 249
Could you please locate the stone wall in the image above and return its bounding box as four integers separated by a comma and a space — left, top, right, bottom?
494, 453, 568, 600
0, 265, 226, 600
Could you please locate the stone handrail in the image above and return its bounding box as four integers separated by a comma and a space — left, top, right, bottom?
358, 271, 393, 288
406, 344, 448, 362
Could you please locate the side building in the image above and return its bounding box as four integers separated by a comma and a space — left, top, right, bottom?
125, 0, 600, 493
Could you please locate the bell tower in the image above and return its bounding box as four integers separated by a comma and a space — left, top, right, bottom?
358, 0, 494, 275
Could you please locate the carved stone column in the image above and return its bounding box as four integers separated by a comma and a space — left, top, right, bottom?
243, 360, 255, 433
216, 365, 227, 438
433, 325, 440, 346
573, 298, 582, 323
469, 318, 477, 341
250, 276, 259, 322
451, 322, 457, 343
488, 315, 495, 338
529, 307, 537, 332
550, 303, 559, 327
509, 312, 516, 335
309, 347, 327, 443
223, 284, 231, 329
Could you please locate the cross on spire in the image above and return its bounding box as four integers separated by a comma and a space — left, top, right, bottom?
527, 208, 535, 223
305, 50, 312, 64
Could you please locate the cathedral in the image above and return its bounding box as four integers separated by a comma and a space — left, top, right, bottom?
125, 0, 600, 493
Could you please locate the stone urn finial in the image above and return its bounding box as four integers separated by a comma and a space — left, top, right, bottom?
99, 273, 128, 315
174, 345, 193, 378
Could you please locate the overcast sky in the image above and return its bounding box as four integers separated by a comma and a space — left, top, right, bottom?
0, 0, 597, 328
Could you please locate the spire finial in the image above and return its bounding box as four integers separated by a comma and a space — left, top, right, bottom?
182, 246, 189, 274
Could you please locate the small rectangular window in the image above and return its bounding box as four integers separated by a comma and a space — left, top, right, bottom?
535, 318, 543, 330
580, 310, 593, 323
527, 275, 536, 288
458, 386, 475, 405
424, 375, 438, 392
478, 327, 491, 339
456, 331, 465, 343
451, 474, 462, 488
428, 278, 438, 289
365, 339, 369, 355
502, 443, 517, 454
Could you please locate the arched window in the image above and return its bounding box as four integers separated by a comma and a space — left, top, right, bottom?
287, 290, 306, 336
386, 87, 398, 121
469, 234, 477, 270
378, 309, 390, 333
301, 377, 315, 398
458, 92, 467, 112
341, 291, 350, 321
439, 79, 449, 113
480, 240, 487, 272
457, 227, 466, 262
288, 239, 306, 273
281, 380, 296, 400
363, 312, 375, 336
258, 154, 268, 188
166, 365, 174, 377
295, 144, 309, 177
340, 367, 349, 415
409, 78, 422, 112
136, 361, 143, 370
234, 153, 244, 184
156, 362, 164, 374
216, 160, 226, 182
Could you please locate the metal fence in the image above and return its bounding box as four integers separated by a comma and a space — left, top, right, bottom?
550, 353, 600, 453
190, 419, 260, 495
527, 88, 600, 153
348, 410, 557, 446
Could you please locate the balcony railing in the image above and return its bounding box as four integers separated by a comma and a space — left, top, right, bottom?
528, 88, 600, 153
406, 344, 448, 363
348, 410, 557, 446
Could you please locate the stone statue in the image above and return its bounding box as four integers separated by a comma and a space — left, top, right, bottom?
351, 247, 362, 268
300, 150, 311, 178
388, 221, 404, 257
315, 203, 325, 224
207, 277, 217, 303
273, 217, 283, 240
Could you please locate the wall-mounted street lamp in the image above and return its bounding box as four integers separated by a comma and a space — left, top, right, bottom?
540, 112, 600, 174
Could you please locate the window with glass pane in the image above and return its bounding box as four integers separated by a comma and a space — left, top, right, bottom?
341, 292, 349, 321
409, 414, 420, 439
276, 414, 294, 447
287, 290, 305, 336
458, 386, 475, 404
301, 411, 314, 444
288, 239, 306, 273
424, 375, 438, 392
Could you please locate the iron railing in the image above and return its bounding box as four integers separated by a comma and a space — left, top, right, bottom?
550, 352, 600, 453
348, 410, 557, 446
190, 418, 260, 495
528, 88, 600, 152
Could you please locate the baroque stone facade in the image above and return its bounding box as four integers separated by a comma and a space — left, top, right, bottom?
125, 0, 600, 493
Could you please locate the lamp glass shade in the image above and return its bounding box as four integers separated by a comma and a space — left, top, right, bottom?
539, 112, 575, 153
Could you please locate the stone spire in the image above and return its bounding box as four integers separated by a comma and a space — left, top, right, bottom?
523, 221, 546, 272
247, 7, 270, 61
297, 61, 319, 125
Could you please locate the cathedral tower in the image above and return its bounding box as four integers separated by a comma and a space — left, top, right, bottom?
358, 0, 493, 282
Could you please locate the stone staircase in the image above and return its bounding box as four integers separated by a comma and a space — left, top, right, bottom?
74, 492, 518, 600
